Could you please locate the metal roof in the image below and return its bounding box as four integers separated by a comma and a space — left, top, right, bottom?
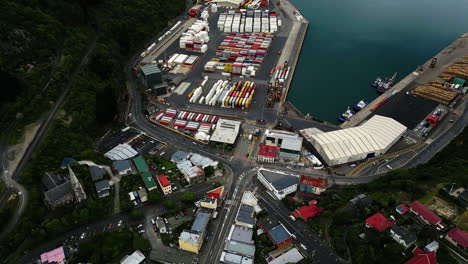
171, 150, 189, 163
220, 252, 254, 264
268, 225, 290, 245
105, 143, 138, 160
224, 241, 256, 257
280, 137, 302, 152
179, 231, 201, 244
140, 64, 161, 76
230, 226, 254, 244
140, 172, 157, 190
258, 169, 298, 191
120, 250, 145, 264
268, 247, 304, 264
210, 119, 241, 144
89, 166, 106, 181
112, 160, 132, 172
133, 156, 149, 173
191, 211, 211, 233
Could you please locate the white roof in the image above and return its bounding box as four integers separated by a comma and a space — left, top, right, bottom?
299, 127, 323, 140
105, 143, 138, 160
190, 153, 218, 168
212, 0, 243, 5
120, 250, 145, 264
310, 115, 406, 163
268, 247, 303, 264
210, 119, 241, 144
177, 160, 204, 179
220, 251, 254, 264
179, 231, 201, 244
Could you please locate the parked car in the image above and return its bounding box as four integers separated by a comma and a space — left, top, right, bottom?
300, 243, 307, 250
289, 215, 296, 221
164, 218, 169, 224
117, 220, 123, 227
151, 218, 156, 225
80, 233, 86, 240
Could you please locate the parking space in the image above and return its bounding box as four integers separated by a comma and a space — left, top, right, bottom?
96, 127, 166, 155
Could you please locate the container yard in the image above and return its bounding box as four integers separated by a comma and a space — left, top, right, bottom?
217, 10, 280, 33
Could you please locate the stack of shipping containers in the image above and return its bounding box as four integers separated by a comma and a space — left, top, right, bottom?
180, 20, 209, 53
220, 80, 257, 109
217, 10, 279, 33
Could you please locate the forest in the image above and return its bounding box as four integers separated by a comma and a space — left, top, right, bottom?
0, 0, 186, 261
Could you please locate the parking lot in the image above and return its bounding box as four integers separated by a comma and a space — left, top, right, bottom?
96, 127, 166, 155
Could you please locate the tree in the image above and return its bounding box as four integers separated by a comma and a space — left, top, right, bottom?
217, 162, 224, 170
212, 181, 222, 189
148, 190, 161, 203
164, 199, 175, 209
204, 165, 215, 177
181, 192, 195, 202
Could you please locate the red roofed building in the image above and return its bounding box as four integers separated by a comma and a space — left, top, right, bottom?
396, 204, 409, 214
293, 204, 322, 221
445, 228, 468, 250
156, 174, 172, 195
298, 175, 328, 196
257, 144, 278, 163
409, 201, 442, 227
207, 186, 224, 200
365, 213, 394, 232
405, 247, 437, 264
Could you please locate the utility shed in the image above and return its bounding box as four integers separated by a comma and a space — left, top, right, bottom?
308, 115, 406, 166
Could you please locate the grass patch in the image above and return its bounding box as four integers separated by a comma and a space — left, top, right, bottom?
455, 210, 468, 230
419, 183, 445, 204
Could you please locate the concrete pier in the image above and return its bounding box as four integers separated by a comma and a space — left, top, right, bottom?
342, 33, 468, 128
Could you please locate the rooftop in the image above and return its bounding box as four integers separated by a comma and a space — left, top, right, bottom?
190, 153, 218, 168
179, 230, 201, 244
299, 175, 328, 189
224, 240, 256, 257
133, 156, 149, 173
40, 246, 66, 264
120, 250, 146, 264
171, 150, 189, 163
447, 227, 468, 248
140, 63, 161, 76
280, 137, 303, 152
112, 160, 132, 172
292, 204, 322, 221
230, 225, 254, 244
156, 174, 171, 187
396, 204, 409, 214
391, 226, 417, 245
105, 143, 138, 160
141, 171, 157, 190
191, 211, 211, 233
404, 247, 437, 264
89, 166, 107, 181
207, 186, 224, 199
258, 144, 278, 158
220, 252, 254, 264
366, 213, 394, 232
210, 119, 241, 145
258, 169, 298, 191
268, 225, 291, 245
409, 201, 442, 225
268, 247, 304, 264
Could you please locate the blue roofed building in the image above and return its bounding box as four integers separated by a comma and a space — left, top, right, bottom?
95, 180, 111, 198
257, 169, 298, 200
267, 224, 292, 248
171, 150, 190, 164
236, 205, 255, 228
89, 166, 107, 181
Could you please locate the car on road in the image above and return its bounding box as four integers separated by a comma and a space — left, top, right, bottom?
386, 164, 393, 170
117, 220, 123, 227
289, 215, 296, 221
300, 243, 307, 250
153, 225, 158, 232
164, 218, 169, 224
151, 218, 156, 225
80, 233, 86, 240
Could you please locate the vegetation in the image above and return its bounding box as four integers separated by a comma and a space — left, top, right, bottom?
254, 233, 276, 264
69, 230, 150, 263
212, 181, 222, 189
203, 165, 215, 177
0, 0, 185, 260
181, 191, 195, 202
148, 190, 162, 203
119, 174, 145, 212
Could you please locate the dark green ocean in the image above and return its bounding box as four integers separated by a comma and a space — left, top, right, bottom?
288, 0, 468, 123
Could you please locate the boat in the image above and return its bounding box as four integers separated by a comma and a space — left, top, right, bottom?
376, 72, 397, 93
371, 77, 382, 88
353, 99, 368, 111
338, 107, 355, 122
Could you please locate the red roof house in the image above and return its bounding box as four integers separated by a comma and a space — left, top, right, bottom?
446, 228, 468, 248
405, 247, 437, 264
292, 204, 322, 221
207, 186, 224, 200
298, 175, 329, 196
40, 246, 67, 264
156, 174, 171, 187
365, 213, 394, 232
396, 204, 409, 214
409, 201, 442, 226
257, 144, 278, 163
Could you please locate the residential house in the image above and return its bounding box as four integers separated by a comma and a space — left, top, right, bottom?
404, 247, 437, 264
409, 201, 443, 228
257, 144, 278, 163
156, 174, 172, 195
292, 204, 322, 221
40, 246, 69, 264
267, 224, 292, 248
297, 175, 328, 196
179, 209, 211, 254
257, 168, 298, 200
177, 159, 205, 184
390, 226, 417, 249
112, 160, 133, 176
95, 180, 111, 198
365, 213, 394, 232
89, 166, 107, 181
200, 197, 217, 209
171, 150, 190, 163
445, 227, 468, 250
396, 204, 409, 214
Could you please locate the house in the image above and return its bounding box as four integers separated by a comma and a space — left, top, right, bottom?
120, 250, 145, 264
264, 129, 303, 162
95, 180, 111, 198
236, 205, 255, 228
458, 190, 468, 208
396, 204, 409, 214
133, 156, 149, 173
112, 160, 133, 176
219, 251, 254, 264
156, 174, 172, 195
177, 159, 205, 184
298, 175, 328, 196
365, 213, 394, 232
229, 225, 254, 245
409, 201, 443, 227
390, 226, 417, 249
40, 246, 68, 264
156, 217, 167, 233
141, 172, 157, 191
257, 144, 278, 163
268, 247, 304, 264
424, 241, 439, 252
267, 224, 292, 248
292, 204, 322, 221
404, 247, 437, 264
445, 227, 468, 250
179, 231, 203, 254
171, 150, 190, 164
207, 186, 225, 200
349, 194, 373, 209
89, 166, 107, 181
224, 240, 256, 257
200, 197, 217, 209
42, 166, 87, 209
257, 168, 298, 200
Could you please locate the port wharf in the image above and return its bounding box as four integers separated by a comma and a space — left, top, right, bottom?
342, 33, 468, 128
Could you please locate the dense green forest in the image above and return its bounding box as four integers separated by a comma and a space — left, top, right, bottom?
0, 0, 185, 262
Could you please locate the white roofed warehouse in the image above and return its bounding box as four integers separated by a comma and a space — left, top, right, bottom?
304, 115, 406, 166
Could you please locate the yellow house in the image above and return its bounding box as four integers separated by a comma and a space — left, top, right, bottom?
179, 231, 203, 254
200, 197, 217, 209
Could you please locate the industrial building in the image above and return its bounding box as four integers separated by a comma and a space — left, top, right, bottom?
133, 156, 149, 173
140, 64, 168, 96
301, 115, 407, 166
264, 130, 303, 162
210, 119, 242, 145
105, 143, 138, 161
257, 168, 298, 200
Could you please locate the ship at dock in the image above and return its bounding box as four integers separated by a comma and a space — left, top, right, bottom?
353, 99, 368, 111
338, 106, 355, 122
373, 72, 397, 94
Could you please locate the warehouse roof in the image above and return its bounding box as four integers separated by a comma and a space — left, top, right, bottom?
105, 143, 138, 160
210, 119, 241, 144
140, 172, 157, 190
140, 63, 161, 76
258, 169, 298, 191
133, 156, 149, 173
309, 115, 406, 163
280, 137, 303, 152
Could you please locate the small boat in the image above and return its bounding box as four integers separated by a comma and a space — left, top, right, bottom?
371, 77, 382, 87
376, 73, 397, 93
354, 99, 368, 111
338, 107, 355, 122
